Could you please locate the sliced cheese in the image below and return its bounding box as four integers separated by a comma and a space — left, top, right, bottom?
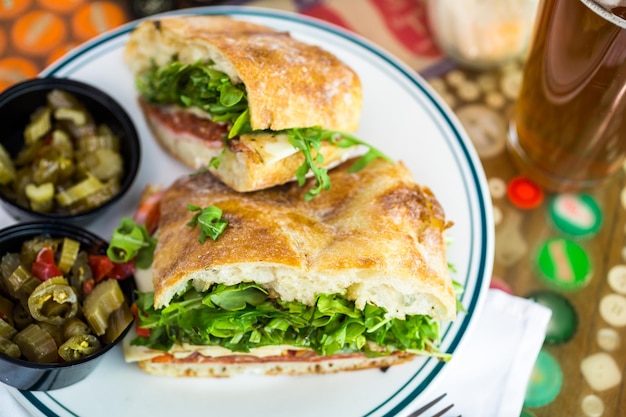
133, 265, 154, 293
123, 329, 305, 363
240, 132, 298, 165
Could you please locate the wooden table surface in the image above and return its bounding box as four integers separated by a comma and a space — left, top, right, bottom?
1, 1, 625, 416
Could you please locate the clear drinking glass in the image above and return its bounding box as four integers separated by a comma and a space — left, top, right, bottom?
427, 0, 540, 69
507, 0, 626, 191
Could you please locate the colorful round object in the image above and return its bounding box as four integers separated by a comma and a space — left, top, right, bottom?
519, 409, 537, 417
599, 294, 626, 327
72, 2, 127, 42
11, 10, 67, 56
46, 42, 80, 67
0, 28, 6, 57
0, 57, 39, 92
597, 328, 620, 351
488, 177, 507, 199
490, 276, 513, 294
607, 264, 626, 295
536, 238, 592, 291
581, 395, 604, 417
0, 0, 32, 20
524, 349, 563, 408
507, 176, 544, 210
550, 194, 602, 237
37, 0, 85, 13
527, 291, 577, 344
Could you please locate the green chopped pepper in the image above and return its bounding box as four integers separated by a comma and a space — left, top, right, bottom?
83, 279, 126, 336
58, 238, 80, 274
102, 303, 133, 344
24, 107, 51, 145
27, 277, 79, 326
58, 334, 101, 362
63, 317, 92, 340
13, 323, 58, 363
0, 336, 21, 358
0, 318, 17, 339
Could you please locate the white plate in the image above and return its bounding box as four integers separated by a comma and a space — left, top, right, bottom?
2, 6, 494, 417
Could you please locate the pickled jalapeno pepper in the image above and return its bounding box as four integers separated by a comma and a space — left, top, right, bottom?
0, 234, 134, 364
28, 277, 79, 326
58, 334, 101, 362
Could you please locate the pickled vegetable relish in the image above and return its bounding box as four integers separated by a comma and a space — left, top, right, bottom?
0, 89, 125, 215
0, 235, 133, 363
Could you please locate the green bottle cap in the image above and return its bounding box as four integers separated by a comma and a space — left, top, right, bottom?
550, 194, 602, 238
536, 238, 592, 291
527, 291, 577, 344
524, 350, 563, 408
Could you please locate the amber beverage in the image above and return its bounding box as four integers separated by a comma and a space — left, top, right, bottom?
508, 0, 626, 191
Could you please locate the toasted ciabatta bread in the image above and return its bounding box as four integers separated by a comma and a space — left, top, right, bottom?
124, 15, 363, 192
153, 158, 454, 319
124, 158, 455, 377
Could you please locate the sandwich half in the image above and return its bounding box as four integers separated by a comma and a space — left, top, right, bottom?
123, 158, 457, 377
124, 15, 371, 195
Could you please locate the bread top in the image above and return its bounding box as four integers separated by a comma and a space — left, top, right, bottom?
152, 158, 455, 321
124, 15, 362, 132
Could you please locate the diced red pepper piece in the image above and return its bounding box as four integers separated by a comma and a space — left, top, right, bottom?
130, 303, 150, 337
134, 188, 163, 236
82, 278, 95, 295
108, 260, 135, 280
87, 255, 114, 283
31, 247, 62, 281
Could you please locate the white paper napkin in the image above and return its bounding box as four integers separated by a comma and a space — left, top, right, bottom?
0, 289, 550, 417
404, 289, 552, 417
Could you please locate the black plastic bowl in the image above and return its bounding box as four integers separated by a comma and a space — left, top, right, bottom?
0, 222, 136, 391
0, 77, 140, 224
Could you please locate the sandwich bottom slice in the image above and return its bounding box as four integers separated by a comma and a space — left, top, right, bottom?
123, 158, 457, 377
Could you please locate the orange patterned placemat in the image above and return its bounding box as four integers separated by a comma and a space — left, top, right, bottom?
0, 0, 441, 93
0, 0, 132, 91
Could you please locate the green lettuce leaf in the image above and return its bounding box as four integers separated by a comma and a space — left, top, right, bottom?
131, 282, 450, 360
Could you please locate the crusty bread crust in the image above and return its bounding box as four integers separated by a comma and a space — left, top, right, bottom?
137, 351, 415, 377
124, 15, 362, 132
152, 158, 455, 321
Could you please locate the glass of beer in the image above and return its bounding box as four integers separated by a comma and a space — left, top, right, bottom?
508, 0, 626, 192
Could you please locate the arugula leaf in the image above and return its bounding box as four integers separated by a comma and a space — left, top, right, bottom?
322, 130, 393, 173
288, 128, 393, 200
207, 283, 268, 310
287, 128, 332, 200
131, 282, 448, 359
106, 217, 157, 269
137, 61, 250, 138
186, 205, 228, 243
452, 279, 466, 314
